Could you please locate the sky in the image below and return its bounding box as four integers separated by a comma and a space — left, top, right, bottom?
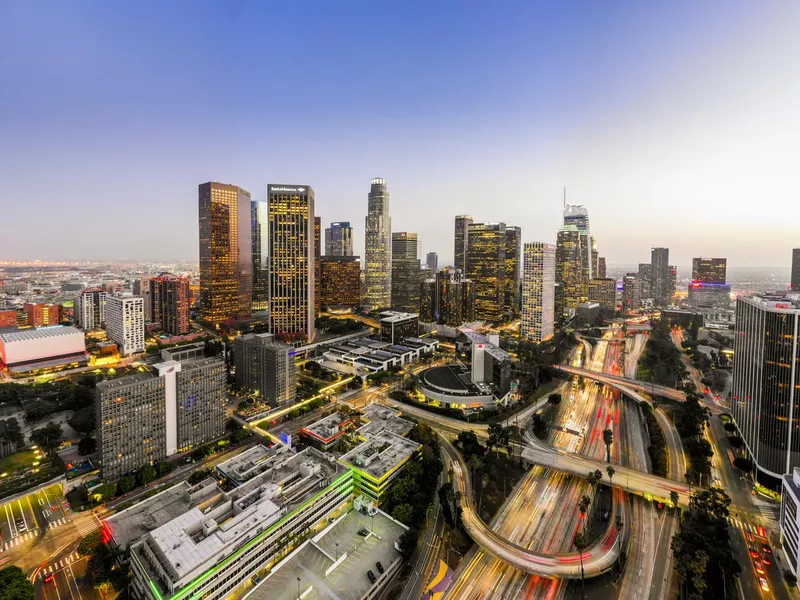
1, 1, 799, 272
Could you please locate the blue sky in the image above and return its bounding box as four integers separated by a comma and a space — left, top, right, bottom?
1, 1, 799, 270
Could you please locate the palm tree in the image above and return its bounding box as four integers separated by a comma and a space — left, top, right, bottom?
468, 455, 481, 493
606, 466, 615, 488
587, 470, 603, 505
670, 490, 680, 521
573, 531, 588, 599
602, 428, 614, 463
578, 494, 591, 532
478, 473, 489, 515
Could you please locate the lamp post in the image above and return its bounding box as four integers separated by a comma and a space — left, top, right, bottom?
297, 577, 301, 600
335, 542, 339, 561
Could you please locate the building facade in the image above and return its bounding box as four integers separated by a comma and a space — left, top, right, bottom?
267, 184, 315, 343
251, 200, 269, 312
199, 182, 253, 326
692, 257, 727, 284
149, 273, 190, 336
588, 277, 617, 315
650, 247, 670, 306
622, 273, 640, 310
793, 250, 800, 292
320, 256, 361, 310
105, 296, 145, 356
467, 222, 506, 322
521, 242, 555, 343
504, 226, 521, 317
364, 178, 392, 312
379, 311, 419, 344
731, 294, 800, 478
234, 333, 296, 406
23, 303, 60, 328
314, 216, 321, 318
597, 257, 606, 279
75, 288, 107, 330
555, 226, 590, 318
454, 215, 473, 273
325, 222, 354, 257
426, 252, 438, 273
391, 232, 421, 313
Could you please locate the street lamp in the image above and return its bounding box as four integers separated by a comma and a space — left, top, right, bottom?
297, 577, 301, 600
334, 542, 339, 561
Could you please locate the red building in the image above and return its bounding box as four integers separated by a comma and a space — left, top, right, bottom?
0, 310, 18, 328
148, 273, 190, 336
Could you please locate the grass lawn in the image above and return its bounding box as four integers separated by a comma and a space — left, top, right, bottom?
0, 448, 39, 476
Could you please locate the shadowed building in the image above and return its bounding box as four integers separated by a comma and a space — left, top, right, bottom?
364, 178, 392, 312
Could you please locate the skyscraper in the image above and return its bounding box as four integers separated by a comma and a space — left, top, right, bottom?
454, 215, 473, 273
588, 278, 617, 316
555, 226, 590, 318
668, 265, 677, 302
325, 222, 354, 256
320, 256, 361, 310
792, 249, 800, 292
267, 184, 315, 343
251, 200, 269, 312
314, 216, 321, 317
732, 295, 800, 477
199, 182, 252, 327
105, 295, 145, 356
424, 267, 475, 326
234, 333, 297, 406
650, 247, 670, 306
467, 222, 506, 322
426, 252, 438, 273
692, 257, 727, 284
638, 263, 652, 299
75, 288, 107, 330
148, 273, 190, 336
521, 243, 555, 343
391, 232, 421, 313
597, 257, 607, 279
504, 226, 521, 316
563, 205, 593, 277
364, 178, 392, 311
622, 273, 640, 310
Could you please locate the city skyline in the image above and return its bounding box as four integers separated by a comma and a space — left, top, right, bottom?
2, 3, 800, 266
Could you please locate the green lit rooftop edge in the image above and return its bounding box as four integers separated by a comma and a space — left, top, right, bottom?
145, 470, 353, 600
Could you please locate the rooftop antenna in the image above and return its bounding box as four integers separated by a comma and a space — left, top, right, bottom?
562, 186, 567, 210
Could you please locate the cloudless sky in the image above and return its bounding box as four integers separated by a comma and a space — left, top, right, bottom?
1, 1, 799, 272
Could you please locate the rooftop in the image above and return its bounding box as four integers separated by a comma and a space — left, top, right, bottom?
0, 325, 83, 343
339, 429, 420, 482
379, 311, 419, 324
357, 403, 414, 438
302, 412, 355, 443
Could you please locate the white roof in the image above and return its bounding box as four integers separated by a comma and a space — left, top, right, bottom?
0, 325, 81, 343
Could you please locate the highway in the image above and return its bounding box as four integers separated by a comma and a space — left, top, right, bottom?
556, 364, 687, 402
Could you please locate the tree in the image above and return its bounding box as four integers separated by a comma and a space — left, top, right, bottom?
157, 461, 174, 477
397, 528, 418, 561
578, 494, 591, 532
188, 469, 211, 485
602, 429, 614, 463
137, 464, 157, 487
573, 531, 588, 600
670, 490, 680, 511
91, 483, 117, 503
548, 393, 562, 405
0, 417, 23, 447
606, 466, 615, 490
587, 470, 603, 502
391, 503, 415, 525
78, 531, 103, 557
68, 406, 96, 434
30, 421, 62, 452
478, 473, 489, 515
78, 437, 97, 456
0, 565, 35, 600
117, 475, 137, 494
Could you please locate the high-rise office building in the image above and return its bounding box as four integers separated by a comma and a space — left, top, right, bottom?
588, 278, 617, 315
426, 252, 438, 273
622, 273, 640, 310
234, 333, 296, 406
555, 226, 590, 318
96, 351, 225, 480
668, 265, 677, 302
732, 295, 800, 478
591, 238, 599, 282
314, 216, 321, 317
792, 250, 800, 292
692, 258, 727, 284
391, 232, 421, 313
267, 184, 315, 343
454, 215, 473, 273
422, 267, 474, 326
251, 200, 269, 312
637, 263, 652, 299
320, 256, 361, 310
597, 257, 607, 279
467, 222, 506, 322
75, 288, 107, 330
364, 178, 392, 312
521, 243, 555, 343
504, 226, 522, 317
105, 295, 145, 356
133, 277, 153, 322
650, 247, 670, 306
199, 182, 253, 327
325, 222, 354, 257
563, 205, 593, 277
148, 273, 190, 336
420, 278, 436, 323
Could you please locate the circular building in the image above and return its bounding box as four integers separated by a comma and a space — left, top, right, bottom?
416, 364, 495, 409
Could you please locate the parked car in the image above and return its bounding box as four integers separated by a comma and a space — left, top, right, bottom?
358, 527, 370, 537
376, 561, 384, 574
367, 570, 377, 584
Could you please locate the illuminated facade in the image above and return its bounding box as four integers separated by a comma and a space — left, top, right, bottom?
732, 295, 800, 478
364, 178, 392, 312
650, 247, 670, 306
637, 263, 652, 299
234, 333, 296, 406
148, 273, 190, 336
421, 267, 475, 326
391, 232, 421, 313
555, 226, 589, 318
105, 295, 145, 356
199, 182, 253, 327
466, 222, 506, 322
23, 303, 60, 327
320, 256, 361, 310
692, 257, 727, 284
0, 310, 17, 328
314, 216, 321, 317
521, 242, 555, 342
504, 226, 521, 317
325, 221, 354, 256
251, 200, 269, 312
622, 273, 640, 310
587, 277, 617, 315
75, 288, 107, 330
454, 215, 473, 273
597, 257, 606, 279
793, 249, 800, 292
267, 184, 315, 343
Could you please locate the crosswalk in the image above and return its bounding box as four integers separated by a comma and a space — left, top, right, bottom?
41, 552, 82, 575
752, 498, 781, 524
728, 516, 769, 540
0, 529, 37, 552
71, 512, 101, 536
48, 517, 69, 529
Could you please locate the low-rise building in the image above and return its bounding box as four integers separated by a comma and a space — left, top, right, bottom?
576, 302, 601, 326
322, 337, 438, 373
379, 311, 419, 344
299, 412, 358, 451
124, 444, 352, 600
0, 326, 88, 373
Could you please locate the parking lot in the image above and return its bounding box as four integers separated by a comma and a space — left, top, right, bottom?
245, 509, 405, 600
